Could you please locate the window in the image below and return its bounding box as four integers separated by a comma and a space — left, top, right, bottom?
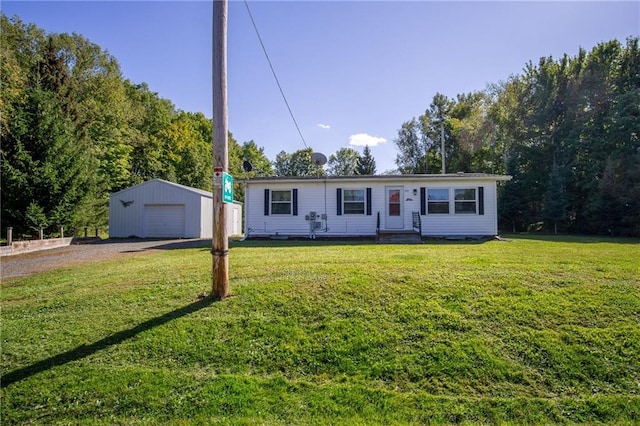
343, 189, 365, 214
427, 189, 449, 214
388, 189, 401, 216
271, 190, 292, 215
455, 188, 476, 214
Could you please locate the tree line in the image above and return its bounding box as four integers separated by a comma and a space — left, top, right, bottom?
272, 145, 377, 177
394, 38, 639, 236
2, 14, 637, 237
1, 15, 275, 237
1, 15, 380, 238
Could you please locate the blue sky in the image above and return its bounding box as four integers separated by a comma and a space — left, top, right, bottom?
3, 1, 639, 172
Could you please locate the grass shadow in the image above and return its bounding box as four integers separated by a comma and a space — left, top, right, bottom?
139, 240, 212, 250
100, 238, 211, 251
1, 296, 215, 388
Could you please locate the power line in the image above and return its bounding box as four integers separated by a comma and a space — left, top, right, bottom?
243, 0, 309, 149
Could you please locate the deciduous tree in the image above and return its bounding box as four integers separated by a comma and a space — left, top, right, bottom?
273, 148, 325, 177
327, 147, 360, 176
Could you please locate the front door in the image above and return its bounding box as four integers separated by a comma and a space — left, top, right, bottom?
385, 186, 403, 229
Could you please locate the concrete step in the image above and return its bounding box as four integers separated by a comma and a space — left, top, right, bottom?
377, 231, 422, 244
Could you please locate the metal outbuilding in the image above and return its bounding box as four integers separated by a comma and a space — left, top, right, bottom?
109, 179, 242, 239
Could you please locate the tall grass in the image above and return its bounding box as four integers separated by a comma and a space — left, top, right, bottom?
2, 235, 639, 424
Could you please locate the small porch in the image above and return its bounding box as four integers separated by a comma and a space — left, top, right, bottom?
376, 211, 422, 244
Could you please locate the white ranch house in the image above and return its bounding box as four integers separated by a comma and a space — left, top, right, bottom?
243, 173, 511, 239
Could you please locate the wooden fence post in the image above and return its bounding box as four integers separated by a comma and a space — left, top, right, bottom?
84, 227, 88, 238
39, 228, 44, 240
60, 226, 64, 238
7, 227, 12, 245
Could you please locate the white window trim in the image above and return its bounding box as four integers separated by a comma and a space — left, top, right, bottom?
342, 188, 366, 215
454, 188, 477, 215
271, 189, 292, 215
427, 188, 450, 215
425, 188, 479, 215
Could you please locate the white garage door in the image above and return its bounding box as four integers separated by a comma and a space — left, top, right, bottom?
144, 204, 185, 238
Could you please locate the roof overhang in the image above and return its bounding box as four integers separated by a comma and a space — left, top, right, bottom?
240, 173, 512, 184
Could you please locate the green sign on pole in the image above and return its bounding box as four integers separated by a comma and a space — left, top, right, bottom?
222, 172, 233, 203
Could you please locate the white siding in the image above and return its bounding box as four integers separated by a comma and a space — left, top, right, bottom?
200, 196, 213, 239
245, 181, 378, 237
228, 203, 243, 236
421, 183, 498, 236
245, 176, 502, 238
199, 196, 243, 238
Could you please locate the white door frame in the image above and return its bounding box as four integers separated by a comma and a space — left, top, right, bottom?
385, 186, 404, 229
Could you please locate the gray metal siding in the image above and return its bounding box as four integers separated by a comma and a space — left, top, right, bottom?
109, 180, 204, 238
144, 204, 186, 237
110, 179, 243, 239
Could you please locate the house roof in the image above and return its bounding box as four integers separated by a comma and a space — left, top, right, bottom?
242, 173, 511, 184
111, 179, 245, 205
110, 178, 213, 197
110, 179, 243, 205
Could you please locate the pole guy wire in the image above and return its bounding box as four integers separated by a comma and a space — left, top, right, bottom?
243, 0, 309, 149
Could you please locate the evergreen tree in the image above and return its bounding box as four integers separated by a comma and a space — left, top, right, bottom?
542, 161, 568, 234
1, 32, 98, 235
357, 145, 377, 175
498, 155, 527, 232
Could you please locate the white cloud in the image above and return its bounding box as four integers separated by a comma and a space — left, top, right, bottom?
349, 133, 387, 147
317, 123, 331, 129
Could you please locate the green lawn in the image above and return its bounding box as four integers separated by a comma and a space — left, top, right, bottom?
2, 235, 639, 425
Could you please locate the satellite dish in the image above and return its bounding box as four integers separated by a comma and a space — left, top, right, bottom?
311, 152, 327, 166
242, 160, 253, 172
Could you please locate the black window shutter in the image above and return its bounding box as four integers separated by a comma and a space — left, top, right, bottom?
420, 187, 426, 215
336, 188, 342, 216
478, 186, 484, 215
366, 188, 372, 215
292, 189, 298, 216
264, 189, 270, 216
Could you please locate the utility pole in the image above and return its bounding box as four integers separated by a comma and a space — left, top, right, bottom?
212, 0, 229, 299
440, 121, 446, 174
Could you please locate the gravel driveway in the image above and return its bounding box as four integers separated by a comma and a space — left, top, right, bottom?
1, 239, 211, 281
